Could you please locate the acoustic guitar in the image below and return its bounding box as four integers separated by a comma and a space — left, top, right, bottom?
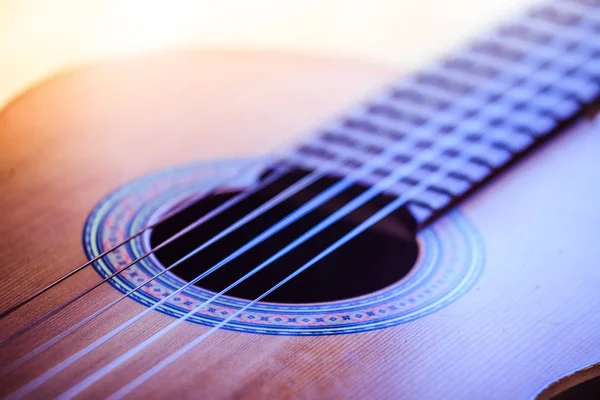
1, 1, 600, 399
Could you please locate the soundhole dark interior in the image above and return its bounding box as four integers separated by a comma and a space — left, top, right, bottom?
150, 169, 420, 304
550, 375, 600, 400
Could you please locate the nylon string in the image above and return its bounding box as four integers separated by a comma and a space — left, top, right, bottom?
6, 9, 591, 398
60, 25, 594, 398
0, 166, 292, 347
77, 145, 485, 400
0, 157, 279, 319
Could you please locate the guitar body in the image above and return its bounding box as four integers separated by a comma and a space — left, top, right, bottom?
1, 50, 599, 399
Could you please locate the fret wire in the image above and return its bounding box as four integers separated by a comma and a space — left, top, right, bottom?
394, 79, 459, 104
525, 10, 598, 41
405, 75, 476, 99
550, 1, 600, 22
62, 125, 510, 400
491, 33, 592, 70
356, 72, 584, 163
298, 50, 600, 219
487, 17, 598, 56
304, 1, 600, 183
412, 55, 532, 102
15, 43, 564, 390
309, 140, 383, 166
14, 61, 528, 388
9, 0, 600, 394
394, 72, 524, 126
387, 87, 451, 112
423, 63, 506, 93
366, 103, 431, 126
372, 94, 441, 120
342, 103, 516, 158
454, 48, 538, 78
284, 155, 414, 198
286, 1, 600, 222
486, 34, 562, 60
297, 143, 414, 176
102, 108, 593, 391
23, 119, 489, 399
350, 108, 420, 133
23, 15, 594, 349
335, 113, 499, 158
337, 117, 408, 142
322, 126, 406, 150
319, 132, 432, 164
401, 80, 486, 113
100, 135, 517, 400
6, 132, 440, 377
444, 56, 502, 78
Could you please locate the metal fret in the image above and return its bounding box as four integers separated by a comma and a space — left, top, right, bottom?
423, 63, 508, 93
375, 92, 442, 119
350, 109, 419, 135
525, 9, 598, 41
389, 87, 452, 111
549, 1, 600, 22
452, 48, 537, 79
393, 79, 462, 104
283, 0, 600, 225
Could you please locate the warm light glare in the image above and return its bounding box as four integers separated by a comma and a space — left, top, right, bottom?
0, 0, 540, 107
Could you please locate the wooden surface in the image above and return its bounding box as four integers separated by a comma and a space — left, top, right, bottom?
0, 50, 599, 399
0, 0, 540, 109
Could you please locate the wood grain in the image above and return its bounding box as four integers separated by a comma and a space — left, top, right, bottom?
0, 50, 599, 399
0, 0, 539, 108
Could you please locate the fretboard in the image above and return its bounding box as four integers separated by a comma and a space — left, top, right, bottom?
280, 0, 600, 226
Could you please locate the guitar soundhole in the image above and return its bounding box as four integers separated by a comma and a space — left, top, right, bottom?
550, 376, 600, 400
538, 364, 600, 400
150, 171, 420, 304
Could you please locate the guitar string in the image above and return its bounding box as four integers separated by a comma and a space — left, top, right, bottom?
1, 128, 419, 348
109, 154, 479, 400
15, 59, 545, 396
1, 66, 465, 364
53, 28, 600, 398
7, 129, 463, 400
104, 24, 600, 400
105, 48, 600, 400
0, 166, 299, 346
38, 12, 600, 400
64, 144, 488, 400
7, 0, 585, 331
4, 22, 564, 396
9, 0, 592, 340
0, 157, 277, 319
0, 37, 423, 324
8, 76, 516, 396
1, 47, 508, 365
9, 7, 596, 396
0, 166, 331, 372
110, 93, 598, 393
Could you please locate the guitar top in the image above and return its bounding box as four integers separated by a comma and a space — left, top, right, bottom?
1, 0, 600, 398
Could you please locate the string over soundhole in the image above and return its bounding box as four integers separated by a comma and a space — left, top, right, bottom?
150, 168, 420, 304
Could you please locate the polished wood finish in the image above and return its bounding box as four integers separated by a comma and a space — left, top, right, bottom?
1, 50, 599, 399
0, 0, 538, 109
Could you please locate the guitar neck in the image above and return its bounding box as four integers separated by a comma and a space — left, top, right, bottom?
279, 0, 600, 227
